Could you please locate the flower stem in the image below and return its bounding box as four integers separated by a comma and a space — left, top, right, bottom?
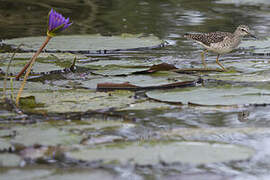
15, 36, 52, 80
16, 36, 52, 107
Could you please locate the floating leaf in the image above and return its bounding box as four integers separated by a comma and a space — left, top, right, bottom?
0, 52, 83, 76
37, 169, 117, 180
21, 89, 136, 113
81, 135, 124, 145
0, 138, 12, 151
120, 101, 174, 110
0, 52, 86, 61
0, 154, 21, 167
92, 67, 149, 76
79, 73, 197, 89
19, 145, 65, 161
0, 168, 53, 180
3, 34, 165, 53
10, 123, 81, 146
208, 70, 270, 82
0, 80, 65, 94
146, 86, 270, 106
79, 59, 160, 69
66, 140, 254, 165
162, 127, 270, 142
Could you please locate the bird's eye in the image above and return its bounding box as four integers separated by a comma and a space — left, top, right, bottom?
241, 28, 246, 32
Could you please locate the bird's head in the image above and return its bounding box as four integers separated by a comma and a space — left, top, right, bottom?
235, 25, 256, 38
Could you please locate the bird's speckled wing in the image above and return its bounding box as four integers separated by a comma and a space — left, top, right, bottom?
184, 32, 232, 46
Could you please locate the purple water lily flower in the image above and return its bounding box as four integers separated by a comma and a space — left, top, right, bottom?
47, 9, 72, 37
16, 9, 73, 105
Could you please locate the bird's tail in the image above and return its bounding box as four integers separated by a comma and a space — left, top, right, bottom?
183, 33, 192, 39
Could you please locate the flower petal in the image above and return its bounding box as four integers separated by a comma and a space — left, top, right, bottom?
47, 9, 72, 37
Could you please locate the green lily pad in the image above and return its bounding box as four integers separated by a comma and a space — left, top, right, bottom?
0, 62, 61, 75
39, 169, 117, 180
21, 89, 136, 113
0, 138, 12, 150
0, 52, 83, 75
81, 135, 124, 145
162, 127, 270, 141
198, 58, 270, 82
80, 72, 196, 89
0, 52, 86, 61
0, 168, 53, 180
84, 120, 135, 130
0, 110, 18, 120
146, 86, 270, 106
9, 123, 81, 146
79, 59, 161, 69
208, 70, 270, 82
66, 140, 254, 165
62, 120, 135, 134
0, 80, 65, 94
92, 67, 149, 76
0, 154, 21, 167
3, 34, 164, 53
120, 100, 174, 110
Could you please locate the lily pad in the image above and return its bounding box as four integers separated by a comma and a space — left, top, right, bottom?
0, 52, 83, 76
0, 52, 86, 61
0, 168, 53, 180
207, 70, 270, 82
162, 127, 270, 142
3, 34, 164, 53
0, 80, 65, 94
66, 140, 254, 165
0, 153, 21, 167
120, 101, 174, 110
92, 67, 149, 76
78, 59, 161, 69
39, 169, 118, 180
10, 123, 81, 146
21, 89, 136, 113
0, 62, 62, 75
81, 135, 124, 145
0, 110, 18, 120
0, 138, 12, 150
62, 120, 135, 135
80, 72, 197, 89
146, 86, 270, 106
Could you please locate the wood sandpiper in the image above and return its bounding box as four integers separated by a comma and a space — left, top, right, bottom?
184, 25, 256, 71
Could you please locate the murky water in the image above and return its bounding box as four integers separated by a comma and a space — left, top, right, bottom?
1, 0, 270, 179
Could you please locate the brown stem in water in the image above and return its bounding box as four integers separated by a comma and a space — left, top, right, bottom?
16, 36, 52, 107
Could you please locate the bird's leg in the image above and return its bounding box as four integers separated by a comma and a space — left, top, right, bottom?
201, 50, 208, 69
215, 54, 227, 71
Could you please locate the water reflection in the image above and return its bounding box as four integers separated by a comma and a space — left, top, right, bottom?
1, 0, 267, 39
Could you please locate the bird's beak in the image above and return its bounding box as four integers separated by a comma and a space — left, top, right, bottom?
249, 33, 256, 39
